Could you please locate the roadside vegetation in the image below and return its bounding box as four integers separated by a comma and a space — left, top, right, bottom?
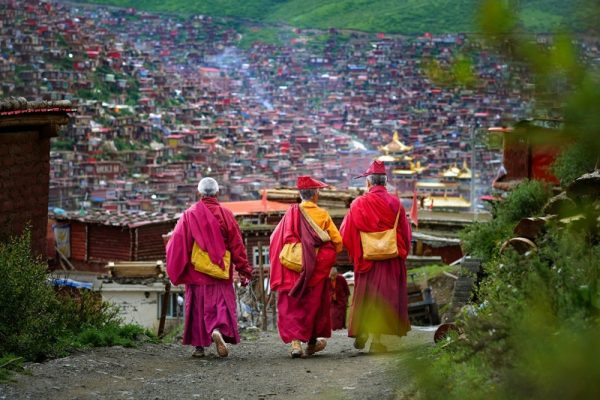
0, 231, 156, 382
413, 182, 599, 399
409, 1, 600, 398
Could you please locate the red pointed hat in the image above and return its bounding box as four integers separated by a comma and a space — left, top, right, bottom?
354, 160, 386, 179
296, 175, 328, 189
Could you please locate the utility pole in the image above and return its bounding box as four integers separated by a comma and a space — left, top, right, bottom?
470, 122, 477, 215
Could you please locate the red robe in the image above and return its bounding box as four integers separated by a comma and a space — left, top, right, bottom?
330, 274, 350, 330
269, 204, 338, 343
340, 186, 412, 337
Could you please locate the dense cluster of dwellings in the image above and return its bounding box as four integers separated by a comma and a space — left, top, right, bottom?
1, 0, 548, 216
8, 0, 600, 216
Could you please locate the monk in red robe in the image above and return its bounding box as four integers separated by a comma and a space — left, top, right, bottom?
270, 176, 343, 358
330, 267, 350, 330
166, 177, 253, 358
341, 161, 412, 352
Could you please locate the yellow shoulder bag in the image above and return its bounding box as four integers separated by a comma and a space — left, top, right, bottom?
279, 242, 303, 273
191, 243, 231, 279
279, 206, 331, 273
359, 211, 400, 261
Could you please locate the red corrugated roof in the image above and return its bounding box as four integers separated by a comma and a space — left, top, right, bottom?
221, 200, 290, 216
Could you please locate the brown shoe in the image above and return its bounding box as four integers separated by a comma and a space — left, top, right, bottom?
212, 330, 229, 358
191, 346, 205, 358
290, 340, 303, 358
306, 339, 327, 356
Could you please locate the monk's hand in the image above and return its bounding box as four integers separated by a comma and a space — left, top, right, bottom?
162, 231, 173, 245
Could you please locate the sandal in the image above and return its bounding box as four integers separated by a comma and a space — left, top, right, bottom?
290, 340, 303, 358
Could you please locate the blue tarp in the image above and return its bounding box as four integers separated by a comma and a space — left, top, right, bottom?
50, 278, 93, 290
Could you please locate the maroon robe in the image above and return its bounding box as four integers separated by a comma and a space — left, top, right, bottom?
166, 197, 252, 347
330, 274, 350, 330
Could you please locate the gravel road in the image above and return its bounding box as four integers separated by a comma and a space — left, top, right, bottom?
0, 328, 433, 400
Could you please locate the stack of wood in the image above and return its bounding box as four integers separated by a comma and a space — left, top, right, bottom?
266, 188, 362, 209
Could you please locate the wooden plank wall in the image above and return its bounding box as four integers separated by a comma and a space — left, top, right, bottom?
88, 224, 130, 261
70, 222, 87, 261
135, 221, 176, 261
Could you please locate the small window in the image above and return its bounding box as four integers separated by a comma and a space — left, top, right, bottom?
252, 246, 270, 267
157, 292, 185, 319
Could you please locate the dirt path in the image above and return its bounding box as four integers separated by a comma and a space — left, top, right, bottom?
0, 328, 433, 400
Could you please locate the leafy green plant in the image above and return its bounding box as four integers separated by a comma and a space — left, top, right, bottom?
552, 141, 598, 187
0, 231, 155, 379
415, 220, 600, 399
55, 289, 122, 333
0, 230, 64, 361
494, 180, 551, 223
460, 180, 551, 259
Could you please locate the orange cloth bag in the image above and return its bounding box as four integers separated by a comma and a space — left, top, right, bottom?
359, 211, 400, 261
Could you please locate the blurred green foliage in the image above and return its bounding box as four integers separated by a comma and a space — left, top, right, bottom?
477, 0, 600, 162
415, 2, 600, 398
416, 225, 600, 400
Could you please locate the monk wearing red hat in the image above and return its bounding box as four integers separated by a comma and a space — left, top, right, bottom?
340, 161, 412, 352
269, 176, 343, 358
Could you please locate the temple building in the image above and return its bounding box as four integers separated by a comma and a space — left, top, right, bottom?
379, 131, 413, 154
440, 160, 472, 199
376, 132, 426, 191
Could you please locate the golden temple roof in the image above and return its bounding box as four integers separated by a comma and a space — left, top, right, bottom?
379, 131, 412, 154
388, 158, 426, 175
441, 160, 471, 179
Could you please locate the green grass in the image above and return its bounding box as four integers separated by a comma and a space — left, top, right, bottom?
238, 27, 284, 49
0, 356, 23, 383
66, 323, 157, 349
72, 0, 592, 34
409, 264, 460, 281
